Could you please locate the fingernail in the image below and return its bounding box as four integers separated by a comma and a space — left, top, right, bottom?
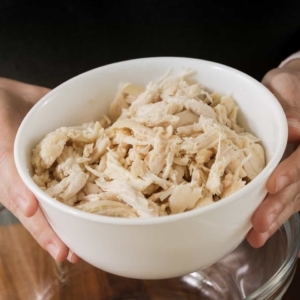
67, 251, 74, 263
17, 196, 28, 214
276, 176, 289, 192
47, 243, 59, 260
268, 212, 278, 228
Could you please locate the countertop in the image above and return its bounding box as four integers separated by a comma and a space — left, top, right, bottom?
0, 209, 299, 300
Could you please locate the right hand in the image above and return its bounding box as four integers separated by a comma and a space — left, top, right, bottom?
0, 78, 80, 263
247, 58, 300, 251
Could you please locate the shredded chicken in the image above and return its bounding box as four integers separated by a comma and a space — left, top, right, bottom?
31, 71, 266, 218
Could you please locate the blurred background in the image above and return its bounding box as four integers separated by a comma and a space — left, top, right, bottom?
0, 1, 300, 88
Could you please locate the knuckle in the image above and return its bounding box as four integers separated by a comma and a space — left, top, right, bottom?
268, 70, 298, 90
263, 71, 300, 135
271, 72, 300, 100
281, 161, 300, 186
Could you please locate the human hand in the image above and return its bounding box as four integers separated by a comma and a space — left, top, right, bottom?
0, 78, 79, 263
247, 58, 300, 252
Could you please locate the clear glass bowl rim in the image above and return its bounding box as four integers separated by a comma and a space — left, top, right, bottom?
246, 213, 300, 299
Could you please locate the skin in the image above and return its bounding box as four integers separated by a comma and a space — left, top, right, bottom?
0, 58, 299, 262
247, 58, 300, 254
0, 78, 79, 263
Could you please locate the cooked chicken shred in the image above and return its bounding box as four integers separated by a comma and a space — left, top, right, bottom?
31, 72, 266, 218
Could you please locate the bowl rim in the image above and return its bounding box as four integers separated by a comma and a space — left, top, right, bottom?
14, 56, 288, 225
246, 213, 300, 299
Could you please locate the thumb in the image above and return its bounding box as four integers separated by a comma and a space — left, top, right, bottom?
262, 67, 300, 143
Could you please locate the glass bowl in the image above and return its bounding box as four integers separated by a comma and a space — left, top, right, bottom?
87, 213, 300, 300
1, 210, 299, 299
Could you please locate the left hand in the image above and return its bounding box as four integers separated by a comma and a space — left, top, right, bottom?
0, 78, 80, 263
247, 58, 300, 253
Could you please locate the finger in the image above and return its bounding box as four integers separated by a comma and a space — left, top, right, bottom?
0, 149, 40, 217
247, 200, 299, 248
251, 181, 300, 233
1, 151, 80, 262
247, 228, 269, 248
266, 144, 300, 194
16, 207, 69, 262
0, 78, 70, 262
0, 152, 69, 261
262, 68, 300, 142
0, 153, 78, 262
67, 251, 81, 264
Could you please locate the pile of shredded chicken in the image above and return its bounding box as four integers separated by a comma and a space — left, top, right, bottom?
31, 72, 265, 218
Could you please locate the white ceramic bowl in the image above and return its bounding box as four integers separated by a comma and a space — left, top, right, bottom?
14, 57, 288, 279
